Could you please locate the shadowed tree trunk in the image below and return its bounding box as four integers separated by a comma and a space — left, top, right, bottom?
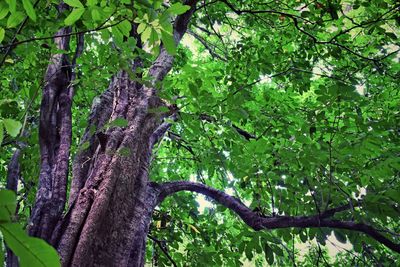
19, 1, 400, 266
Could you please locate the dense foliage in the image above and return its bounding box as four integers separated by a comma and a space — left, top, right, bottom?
0, 0, 399, 266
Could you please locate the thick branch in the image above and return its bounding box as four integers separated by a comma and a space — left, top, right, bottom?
148, 0, 198, 82
29, 25, 85, 241
157, 181, 400, 254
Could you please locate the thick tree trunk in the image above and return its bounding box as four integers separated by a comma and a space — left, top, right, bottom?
23, 2, 197, 266
51, 70, 166, 266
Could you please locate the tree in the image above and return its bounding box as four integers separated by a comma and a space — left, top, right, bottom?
0, 0, 399, 266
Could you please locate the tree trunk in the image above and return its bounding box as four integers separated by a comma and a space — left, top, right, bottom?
51, 70, 166, 266
24, 1, 197, 265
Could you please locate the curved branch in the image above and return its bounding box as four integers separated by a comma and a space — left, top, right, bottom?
157, 181, 400, 254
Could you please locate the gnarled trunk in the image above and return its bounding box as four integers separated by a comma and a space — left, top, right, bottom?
51, 71, 166, 266
24, 1, 197, 265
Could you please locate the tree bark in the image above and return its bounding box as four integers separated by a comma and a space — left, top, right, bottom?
5, 150, 21, 267
24, 1, 198, 266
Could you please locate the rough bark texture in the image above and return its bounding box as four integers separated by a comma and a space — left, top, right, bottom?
27, 1, 198, 266
52, 69, 166, 266
28, 26, 73, 241
5, 150, 21, 267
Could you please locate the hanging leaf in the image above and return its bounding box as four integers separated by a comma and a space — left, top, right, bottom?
137, 23, 146, 34
264, 244, 274, 265
0, 223, 61, 267
0, 27, 5, 43
161, 29, 176, 55
141, 26, 152, 43
2, 119, 22, 137
22, 0, 36, 21
5, 0, 16, 14
149, 28, 158, 46
167, 3, 190, 15
0, 190, 16, 222
64, 0, 84, 8
117, 20, 132, 37
90, 8, 101, 21
64, 8, 85, 26
0, 3, 9, 20
7, 12, 24, 28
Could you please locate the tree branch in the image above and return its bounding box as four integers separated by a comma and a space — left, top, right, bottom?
150, 114, 177, 148
157, 181, 400, 254
148, 235, 177, 267
188, 30, 227, 61
0, 18, 123, 51
148, 0, 198, 82
0, 0, 40, 69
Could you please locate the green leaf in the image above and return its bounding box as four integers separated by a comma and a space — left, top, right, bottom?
3, 119, 22, 137
334, 230, 347, 244
91, 7, 101, 21
5, 0, 16, 14
161, 29, 176, 55
7, 11, 24, 28
0, 3, 9, 20
299, 230, 308, 243
361, 176, 370, 187
112, 27, 123, 45
64, 0, 84, 8
64, 8, 85, 26
264, 244, 274, 265
86, 0, 97, 7
0, 190, 17, 223
108, 118, 128, 127
136, 0, 152, 8
141, 26, 152, 43
22, 0, 36, 21
117, 20, 132, 37
0, 223, 61, 267
80, 141, 90, 151
167, 3, 190, 15
118, 147, 131, 157
148, 106, 169, 114
137, 23, 146, 34
0, 27, 5, 43
149, 28, 158, 46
